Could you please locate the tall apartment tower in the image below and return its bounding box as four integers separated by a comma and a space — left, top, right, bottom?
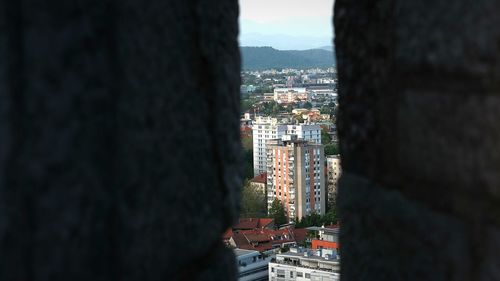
266, 135, 325, 222
326, 155, 342, 210
252, 117, 287, 176
252, 117, 321, 176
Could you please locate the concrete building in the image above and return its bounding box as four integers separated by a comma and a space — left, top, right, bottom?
249, 173, 267, 194
307, 226, 340, 250
285, 124, 321, 145
266, 135, 325, 221
268, 248, 340, 281
234, 249, 273, 281
252, 117, 287, 176
252, 117, 321, 176
326, 155, 342, 210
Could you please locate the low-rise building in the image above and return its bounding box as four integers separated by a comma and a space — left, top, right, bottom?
249, 173, 267, 194
228, 228, 298, 253
235, 248, 273, 281
233, 218, 275, 231
274, 88, 308, 104
223, 218, 275, 248
292, 108, 309, 115
268, 248, 340, 281
307, 225, 339, 250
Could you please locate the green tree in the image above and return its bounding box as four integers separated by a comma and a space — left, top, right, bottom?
261, 101, 279, 116
320, 102, 336, 116
322, 208, 337, 226
319, 106, 331, 115
321, 129, 332, 144
295, 209, 338, 228
243, 149, 254, 180
272, 102, 280, 116
241, 99, 254, 114
324, 144, 339, 156
295, 114, 305, 123
269, 199, 287, 226
240, 181, 267, 218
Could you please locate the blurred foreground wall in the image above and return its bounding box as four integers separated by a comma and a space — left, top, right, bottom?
335, 0, 500, 280
0, 0, 241, 280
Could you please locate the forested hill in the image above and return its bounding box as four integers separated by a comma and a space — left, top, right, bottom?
241, 46, 336, 70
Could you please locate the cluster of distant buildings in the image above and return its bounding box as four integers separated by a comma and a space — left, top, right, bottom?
241, 67, 338, 109
235, 70, 343, 280
233, 113, 342, 280
225, 219, 340, 281
272, 87, 337, 105
246, 87, 337, 110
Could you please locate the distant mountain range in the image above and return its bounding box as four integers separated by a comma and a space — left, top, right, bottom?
241, 47, 336, 70
317, 45, 335, 51
239, 32, 333, 51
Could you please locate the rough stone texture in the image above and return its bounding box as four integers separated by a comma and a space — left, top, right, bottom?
335, 0, 500, 280
339, 173, 471, 281
0, 0, 241, 280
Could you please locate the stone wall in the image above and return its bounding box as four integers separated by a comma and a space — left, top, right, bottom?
0, 0, 241, 280
335, 0, 500, 280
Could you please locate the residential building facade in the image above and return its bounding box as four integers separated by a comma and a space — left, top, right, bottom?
266, 135, 325, 221
326, 155, 341, 210
252, 117, 287, 176
286, 124, 321, 144
252, 117, 321, 176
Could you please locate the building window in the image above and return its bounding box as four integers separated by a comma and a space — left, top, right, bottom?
305, 273, 311, 278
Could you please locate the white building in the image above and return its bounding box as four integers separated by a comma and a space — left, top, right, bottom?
268, 248, 340, 281
234, 248, 273, 281
252, 117, 287, 176
252, 117, 321, 176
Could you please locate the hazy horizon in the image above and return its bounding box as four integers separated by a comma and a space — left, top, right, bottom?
238, 0, 335, 50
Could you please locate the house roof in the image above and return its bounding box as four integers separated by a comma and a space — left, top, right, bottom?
306, 226, 340, 234
250, 173, 267, 184
233, 218, 274, 230
293, 228, 308, 243
230, 227, 298, 252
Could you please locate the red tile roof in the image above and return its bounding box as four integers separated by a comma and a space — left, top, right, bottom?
250, 173, 267, 184
233, 218, 274, 230
229, 227, 299, 252
293, 228, 308, 244
258, 218, 274, 228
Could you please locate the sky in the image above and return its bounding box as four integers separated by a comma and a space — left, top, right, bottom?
239, 0, 335, 50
